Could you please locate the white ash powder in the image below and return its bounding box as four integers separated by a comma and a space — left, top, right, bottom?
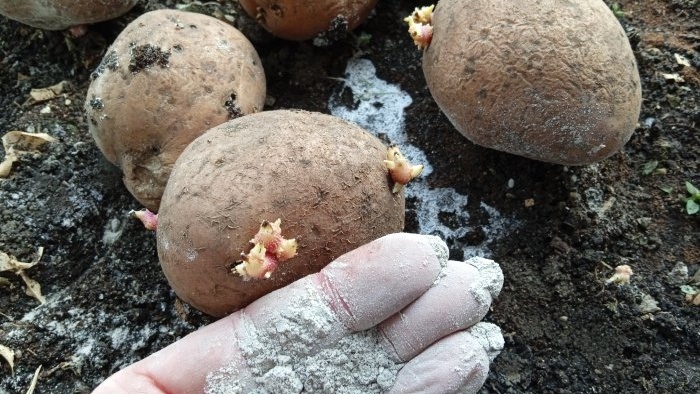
466, 323, 505, 362
205, 283, 403, 394
466, 257, 504, 299
291, 328, 401, 393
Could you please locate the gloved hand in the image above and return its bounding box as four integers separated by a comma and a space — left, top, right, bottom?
93, 233, 504, 394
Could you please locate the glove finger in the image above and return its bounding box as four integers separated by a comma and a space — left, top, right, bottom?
388, 322, 504, 394
378, 257, 503, 362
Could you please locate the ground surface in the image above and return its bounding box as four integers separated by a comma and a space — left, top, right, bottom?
1, 0, 698, 393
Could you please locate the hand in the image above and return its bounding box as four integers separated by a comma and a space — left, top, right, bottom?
93, 233, 504, 394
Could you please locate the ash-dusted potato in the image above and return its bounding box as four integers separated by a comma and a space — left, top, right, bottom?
157, 110, 406, 317
85, 9, 266, 211
411, 0, 642, 165
0, 0, 137, 30
239, 0, 378, 42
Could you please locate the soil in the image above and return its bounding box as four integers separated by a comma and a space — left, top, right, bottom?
1, 0, 698, 393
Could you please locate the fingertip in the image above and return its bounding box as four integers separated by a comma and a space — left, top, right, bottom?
421, 234, 449, 270
466, 322, 504, 362
388, 330, 491, 394
465, 256, 504, 298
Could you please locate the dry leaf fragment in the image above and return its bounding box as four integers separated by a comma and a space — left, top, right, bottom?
18, 271, 46, 304
0, 131, 57, 178
0, 157, 14, 178
0, 248, 46, 304
661, 72, 685, 83
0, 247, 43, 272
3, 131, 57, 152
681, 285, 700, 305
675, 53, 691, 68
28, 81, 69, 104
0, 251, 23, 271
0, 344, 15, 374
688, 293, 700, 305
26, 365, 42, 394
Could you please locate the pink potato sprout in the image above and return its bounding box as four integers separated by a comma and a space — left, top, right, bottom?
235, 219, 298, 280
404, 5, 434, 49
384, 146, 424, 193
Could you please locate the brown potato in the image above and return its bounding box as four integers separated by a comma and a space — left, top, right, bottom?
239, 0, 378, 42
421, 0, 642, 165
157, 110, 405, 317
0, 0, 137, 30
85, 9, 266, 211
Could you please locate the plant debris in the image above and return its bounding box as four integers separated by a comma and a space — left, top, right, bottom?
681, 285, 700, 305
606, 264, 633, 285
25, 365, 41, 394
0, 344, 14, 374
674, 53, 691, 67
0, 131, 57, 178
0, 247, 46, 304
26, 81, 70, 105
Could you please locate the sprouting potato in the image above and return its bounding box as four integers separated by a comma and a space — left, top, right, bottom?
157, 110, 407, 317
0, 0, 137, 30
407, 0, 642, 165
239, 0, 378, 42
85, 9, 266, 211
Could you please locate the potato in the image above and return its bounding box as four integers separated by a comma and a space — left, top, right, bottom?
413, 0, 642, 165
157, 110, 405, 317
85, 9, 266, 211
0, 0, 137, 30
239, 0, 378, 42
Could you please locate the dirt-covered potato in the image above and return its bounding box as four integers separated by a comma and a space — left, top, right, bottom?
0, 0, 137, 30
239, 0, 378, 42
85, 9, 266, 211
157, 110, 406, 317
411, 0, 642, 165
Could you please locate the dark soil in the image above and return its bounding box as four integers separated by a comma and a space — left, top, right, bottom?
1, 0, 698, 393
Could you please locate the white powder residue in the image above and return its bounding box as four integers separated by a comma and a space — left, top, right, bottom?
205, 238, 502, 393
15, 296, 153, 356
205, 283, 403, 394
328, 59, 413, 144
130, 325, 155, 352
463, 202, 515, 259
3, 264, 194, 385
297, 329, 400, 393
406, 185, 469, 244
466, 322, 504, 362
328, 58, 517, 257
75, 338, 96, 357
102, 217, 126, 245
110, 326, 130, 349
465, 257, 504, 300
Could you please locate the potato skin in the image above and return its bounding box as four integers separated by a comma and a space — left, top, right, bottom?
239, 0, 378, 41
157, 110, 405, 317
0, 0, 137, 30
85, 10, 266, 211
423, 0, 642, 165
